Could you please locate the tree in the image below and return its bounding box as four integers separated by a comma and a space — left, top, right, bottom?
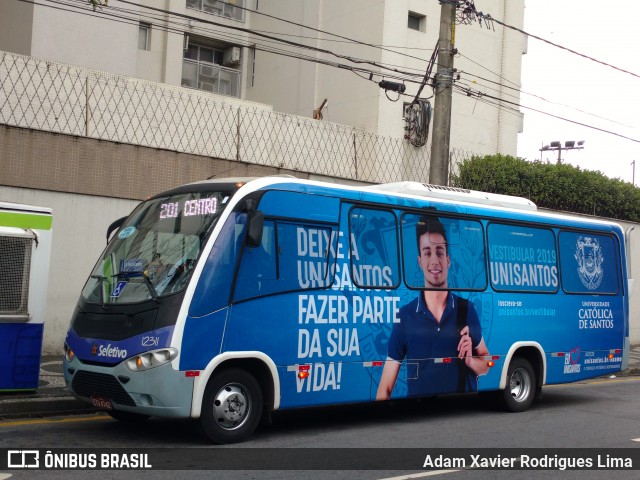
88, 0, 108, 11
451, 154, 640, 222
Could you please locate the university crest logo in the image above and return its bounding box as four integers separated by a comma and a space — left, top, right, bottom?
575, 236, 604, 290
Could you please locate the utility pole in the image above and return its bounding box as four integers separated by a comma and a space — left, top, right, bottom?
429, 1, 456, 186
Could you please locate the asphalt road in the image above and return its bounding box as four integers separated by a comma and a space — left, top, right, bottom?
1, 375, 640, 479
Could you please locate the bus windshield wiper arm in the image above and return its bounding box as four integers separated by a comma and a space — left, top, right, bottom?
90, 274, 108, 308
115, 271, 159, 302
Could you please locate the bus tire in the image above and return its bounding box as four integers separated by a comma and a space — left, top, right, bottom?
199, 368, 263, 444
107, 410, 150, 423
498, 357, 536, 412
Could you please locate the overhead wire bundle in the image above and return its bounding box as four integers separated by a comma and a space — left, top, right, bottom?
404, 99, 432, 147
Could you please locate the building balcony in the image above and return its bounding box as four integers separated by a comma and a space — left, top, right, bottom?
185, 0, 245, 22
181, 59, 241, 98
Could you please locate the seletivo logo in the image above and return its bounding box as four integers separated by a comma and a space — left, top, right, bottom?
91, 344, 128, 359
575, 236, 604, 290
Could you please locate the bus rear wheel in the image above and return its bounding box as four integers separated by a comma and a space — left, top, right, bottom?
498, 357, 536, 412
199, 368, 263, 444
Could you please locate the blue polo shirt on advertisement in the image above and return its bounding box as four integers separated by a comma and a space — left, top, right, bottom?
387, 292, 482, 397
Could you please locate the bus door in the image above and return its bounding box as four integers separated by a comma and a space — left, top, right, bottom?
224, 190, 383, 408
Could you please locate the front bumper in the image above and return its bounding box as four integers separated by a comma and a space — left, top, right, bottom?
63, 356, 194, 418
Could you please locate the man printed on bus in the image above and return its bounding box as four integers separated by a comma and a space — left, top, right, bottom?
376, 215, 490, 400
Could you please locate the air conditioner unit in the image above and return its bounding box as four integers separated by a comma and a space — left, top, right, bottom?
200, 81, 216, 93
223, 47, 241, 66
199, 64, 216, 78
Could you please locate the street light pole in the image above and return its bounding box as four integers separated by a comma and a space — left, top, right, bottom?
632, 160, 636, 186
539, 140, 585, 165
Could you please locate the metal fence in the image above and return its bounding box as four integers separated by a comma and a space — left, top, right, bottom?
0, 50, 473, 185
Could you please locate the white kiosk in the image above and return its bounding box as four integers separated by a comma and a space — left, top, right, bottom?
0, 202, 52, 392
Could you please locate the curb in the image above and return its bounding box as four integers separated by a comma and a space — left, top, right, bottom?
0, 396, 96, 420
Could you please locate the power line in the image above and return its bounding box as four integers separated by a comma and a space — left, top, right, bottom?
473, 10, 640, 80
454, 84, 640, 144
456, 69, 633, 129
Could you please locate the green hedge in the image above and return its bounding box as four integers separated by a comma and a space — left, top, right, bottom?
451, 154, 640, 222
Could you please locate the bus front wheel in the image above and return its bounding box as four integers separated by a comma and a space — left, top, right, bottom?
498, 357, 536, 412
199, 368, 263, 444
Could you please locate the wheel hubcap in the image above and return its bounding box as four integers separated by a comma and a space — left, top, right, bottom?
509, 367, 531, 402
212, 383, 251, 430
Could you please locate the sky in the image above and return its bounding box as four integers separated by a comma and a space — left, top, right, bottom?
515, 0, 640, 185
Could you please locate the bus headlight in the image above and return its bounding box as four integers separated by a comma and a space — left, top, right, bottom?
126, 348, 178, 372
64, 343, 75, 362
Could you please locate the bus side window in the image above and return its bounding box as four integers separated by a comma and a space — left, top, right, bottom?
234, 220, 337, 302
349, 207, 400, 288
278, 222, 336, 291
235, 220, 277, 301
558, 230, 619, 295
487, 223, 557, 293
402, 213, 487, 291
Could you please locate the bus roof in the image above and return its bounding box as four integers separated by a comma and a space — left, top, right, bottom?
364, 182, 537, 212
154, 176, 623, 233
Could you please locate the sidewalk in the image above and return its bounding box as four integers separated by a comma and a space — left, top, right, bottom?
1, 348, 640, 420
0, 355, 96, 419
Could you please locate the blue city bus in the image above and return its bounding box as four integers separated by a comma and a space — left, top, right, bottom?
63, 177, 630, 443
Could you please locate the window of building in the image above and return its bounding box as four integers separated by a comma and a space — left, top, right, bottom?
408, 12, 425, 32
184, 43, 224, 65
186, 0, 245, 22
181, 40, 241, 97
138, 23, 150, 50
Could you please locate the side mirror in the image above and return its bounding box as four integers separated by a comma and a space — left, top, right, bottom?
246, 210, 264, 248
106, 216, 127, 243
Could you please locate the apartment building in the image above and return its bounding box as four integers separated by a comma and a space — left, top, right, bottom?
0, 0, 526, 155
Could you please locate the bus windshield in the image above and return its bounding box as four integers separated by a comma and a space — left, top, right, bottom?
81, 190, 233, 304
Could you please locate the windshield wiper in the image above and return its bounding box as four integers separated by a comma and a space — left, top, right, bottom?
114, 271, 159, 302
89, 274, 108, 308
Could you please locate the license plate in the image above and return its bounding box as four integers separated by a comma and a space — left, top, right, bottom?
90, 395, 113, 410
